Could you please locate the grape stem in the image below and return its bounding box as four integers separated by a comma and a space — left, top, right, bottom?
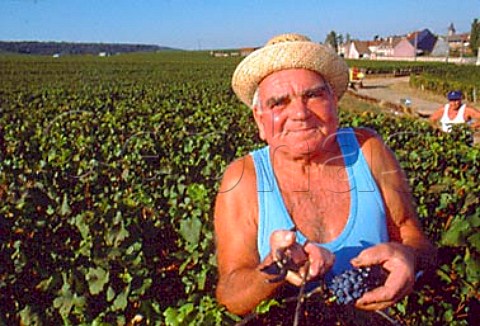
293, 260, 310, 326
374, 309, 402, 326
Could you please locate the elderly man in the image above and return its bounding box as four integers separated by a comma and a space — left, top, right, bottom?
429, 90, 480, 132
214, 33, 436, 316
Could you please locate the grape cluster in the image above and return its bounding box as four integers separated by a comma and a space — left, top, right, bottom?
328, 265, 388, 305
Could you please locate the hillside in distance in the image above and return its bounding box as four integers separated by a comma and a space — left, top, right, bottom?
0, 41, 179, 55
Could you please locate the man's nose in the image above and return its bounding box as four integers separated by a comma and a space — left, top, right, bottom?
289, 97, 310, 119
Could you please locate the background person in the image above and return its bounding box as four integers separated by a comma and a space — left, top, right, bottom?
429, 90, 480, 132
214, 33, 436, 316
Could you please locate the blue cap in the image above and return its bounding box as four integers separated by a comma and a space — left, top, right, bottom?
447, 91, 462, 101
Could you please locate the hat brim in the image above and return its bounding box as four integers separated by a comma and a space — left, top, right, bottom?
232, 41, 349, 107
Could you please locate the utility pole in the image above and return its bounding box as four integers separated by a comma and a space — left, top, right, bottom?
446, 25, 450, 63
446, 35, 449, 63
414, 32, 418, 61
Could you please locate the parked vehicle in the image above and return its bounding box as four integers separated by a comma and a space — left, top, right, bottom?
349, 67, 365, 89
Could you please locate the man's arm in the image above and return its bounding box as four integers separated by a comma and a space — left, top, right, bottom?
429, 106, 444, 123
352, 128, 437, 311
214, 156, 283, 315
465, 106, 480, 128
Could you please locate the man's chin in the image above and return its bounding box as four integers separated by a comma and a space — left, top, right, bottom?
273, 141, 319, 157
269, 132, 337, 155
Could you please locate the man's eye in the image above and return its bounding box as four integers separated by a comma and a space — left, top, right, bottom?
305, 89, 326, 99
269, 99, 288, 110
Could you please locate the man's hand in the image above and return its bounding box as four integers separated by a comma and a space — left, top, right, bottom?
268, 230, 335, 286
351, 242, 415, 311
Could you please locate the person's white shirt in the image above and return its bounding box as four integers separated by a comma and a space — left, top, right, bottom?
440, 103, 466, 132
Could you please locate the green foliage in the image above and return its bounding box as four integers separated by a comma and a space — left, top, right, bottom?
324, 31, 338, 51
0, 52, 478, 325
441, 212, 480, 283
410, 65, 480, 102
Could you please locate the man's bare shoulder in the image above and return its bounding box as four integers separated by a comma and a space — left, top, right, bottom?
466, 105, 480, 115
350, 127, 385, 149
350, 127, 402, 175
217, 154, 257, 195
214, 154, 259, 237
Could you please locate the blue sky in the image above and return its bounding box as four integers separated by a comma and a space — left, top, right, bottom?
1, 0, 479, 50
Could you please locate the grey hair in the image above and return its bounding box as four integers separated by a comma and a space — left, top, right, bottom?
251, 88, 261, 110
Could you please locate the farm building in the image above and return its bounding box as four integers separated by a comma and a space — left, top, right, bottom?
393, 38, 417, 57
342, 29, 439, 59
431, 37, 449, 57
393, 29, 437, 57
374, 37, 402, 57
240, 47, 257, 56
210, 47, 258, 58
447, 33, 470, 54
345, 41, 372, 59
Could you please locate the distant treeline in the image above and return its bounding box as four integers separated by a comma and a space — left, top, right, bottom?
0, 41, 178, 55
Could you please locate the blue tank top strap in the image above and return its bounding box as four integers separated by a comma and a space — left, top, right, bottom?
337, 128, 383, 196
251, 146, 295, 259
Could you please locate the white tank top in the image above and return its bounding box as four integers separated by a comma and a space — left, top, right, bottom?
440, 103, 466, 132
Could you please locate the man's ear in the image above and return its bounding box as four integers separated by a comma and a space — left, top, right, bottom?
329, 93, 340, 117
332, 93, 339, 110
252, 105, 266, 140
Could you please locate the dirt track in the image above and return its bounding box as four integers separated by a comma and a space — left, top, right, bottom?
352, 76, 444, 116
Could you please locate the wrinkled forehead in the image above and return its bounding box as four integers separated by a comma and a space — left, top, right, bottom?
258, 68, 327, 97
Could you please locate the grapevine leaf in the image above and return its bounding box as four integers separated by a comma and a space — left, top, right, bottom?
467, 232, 480, 252
255, 298, 280, 314
179, 216, 202, 245
35, 276, 54, 291
470, 214, 480, 228
112, 287, 129, 311
74, 213, 90, 239
465, 253, 480, 283
60, 194, 72, 216
441, 218, 470, 247
53, 292, 74, 319
86, 267, 109, 295
106, 286, 116, 302
163, 307, 179, 326
19, 305, 42, 326
197, 268, 207, 291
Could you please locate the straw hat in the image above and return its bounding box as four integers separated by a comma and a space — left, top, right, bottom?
232, 33, 349, 107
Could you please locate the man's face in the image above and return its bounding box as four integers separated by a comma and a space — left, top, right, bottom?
449, 99, 462, 110
253, 68, 339, 156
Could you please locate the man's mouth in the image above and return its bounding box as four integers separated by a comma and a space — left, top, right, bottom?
288, 127, 318, 133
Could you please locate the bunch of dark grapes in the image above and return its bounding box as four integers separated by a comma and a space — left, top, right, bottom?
328, 265, 389, 305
